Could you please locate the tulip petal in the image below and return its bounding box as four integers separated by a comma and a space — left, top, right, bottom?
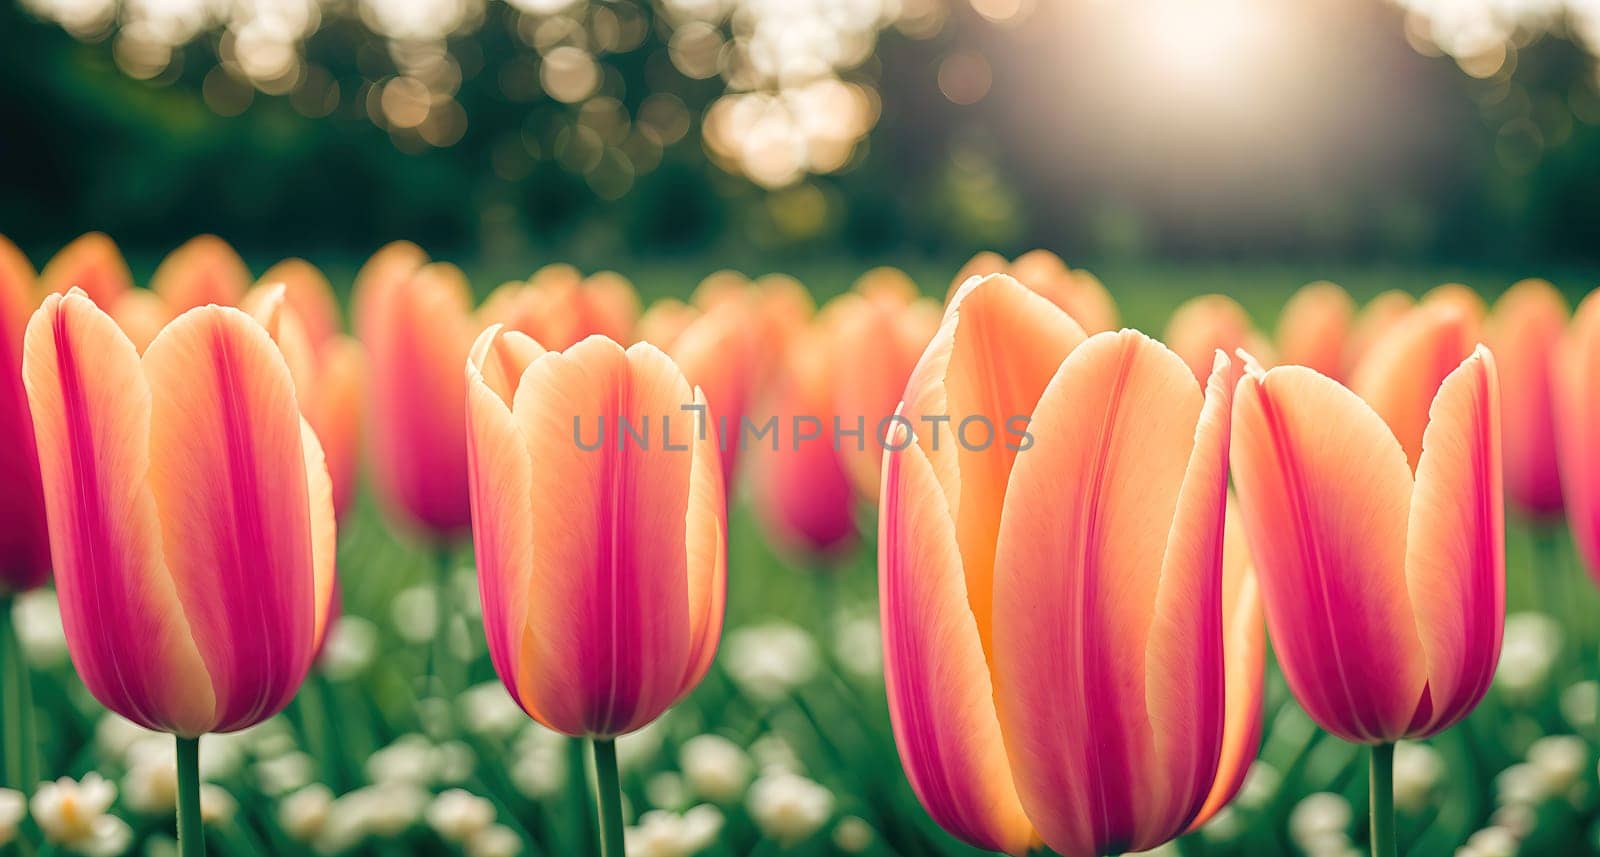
38, 233, 133, 306
1557, 292, 1600, 578
22, 291, 215, 734
300, 418, 339, 653
512, 337, 695, 736
466, 326, 548, 726
679, 387, 727, 695
1231, 362, 1426, 742
0, 234, 50, 591
257, 258, 342, 350
143, 305, 318, 733
903, 274, 1086, 663
991, 331, 1204, 855
1404, 347, 1504, 735
1276, 281, 1355, 380
1351, 303, 1477, 470
1486, 279, 1567, 515
150, 235, 252, 312
879, 428, 1034, 856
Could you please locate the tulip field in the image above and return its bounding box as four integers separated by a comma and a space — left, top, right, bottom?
4, 234, 1600, 857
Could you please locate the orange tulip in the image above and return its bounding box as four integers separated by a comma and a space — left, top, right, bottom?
21, 289, 336, 736
668, 301, 759, 493
1350, 301, 1478, 470
465, 327, 725, 737
1486, 279, 1568, 517
479, 265, 640, 351
353, 243, 477, 538
1165, 294, 1274, 384
880, 275, 1261, 856
952, 249, 1118, 334
256, 259, 345, 353
752, 325, 859, 556
1344, 289, 1415, 375
38, 232, 133, 307
827, 272, 939, 500
108, 290, 173, 354
244, 283, 367, 518
1275, 281, 1355, 380
1230, 347, 1503, 743
150, 235, 252, 313
0, 236, 50, 592
635, 298, 699, 350
1555, 290, 1600, 578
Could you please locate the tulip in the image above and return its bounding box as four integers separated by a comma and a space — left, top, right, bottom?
465, 327, 726, 857
150, 235, 252, 313
38, 232, 133, 306
256, 259, 345, 353
1276, 281, 1355, 380
1555, 290, 1600, 580
880, 274, 1262, 856
0, 235, 49, 797
952, 249, 1118, 334
1230, 346, 1502, 857
668, 300, 760, 493
353, 244, 476, 539
752, 325, 859, 557
1350, 301, 1478, 470
479, 264, 640, 351
635, 298, 699, 350
1165, 293, 1274, 384
1486, 279, 1568, 518
22, 289, 336, 856
108, 289, 173, 354
827, 272, 939, 500
1344, 290, 1415, 374
243, 282, 366, 518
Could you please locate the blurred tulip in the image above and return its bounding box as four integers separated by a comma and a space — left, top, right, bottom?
465, 327, 726, 738
1555, 291, 1600, 578
109, 290, 173, 354
256, 259, 344, 352
1350, 302, 1478, 469
1231, 346, 1503, 744
669, 301, 758, 493
354, 244, 476, 538
753, 326, 858, 557
21, 289, 337, 736
1165, 294, 1274, 384
1275, 281, 1355, 380
880, 275, 1262, 856
0, 236, 50, 592
826, 274, 939, 500
150, 235, 252, 313
1423, 283, 1488, 322
952, 249, 1118, 333
38, 232, 133, 306
635, 298, 699, 350
480, 265, 640, 351
689, 269, 752, 309
245, 284, 367, 518
1344, 290, 1415, 374
1486, 279, 1568, 518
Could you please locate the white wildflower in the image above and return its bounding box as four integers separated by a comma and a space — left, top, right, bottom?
746, 771, 832, 844
679, 734, 752, 802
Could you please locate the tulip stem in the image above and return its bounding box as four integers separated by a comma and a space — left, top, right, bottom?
176, 734, 205, 857
590, 738, 626, 857
1369, 742, 1396, 857
0, 596, 37, 792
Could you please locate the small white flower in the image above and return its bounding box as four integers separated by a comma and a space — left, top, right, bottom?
1527, 735, 1587, 798
333, 782, 429, 840
1490, 803, 1536, 838
12, 589, 69, 668
749, 734, 803, 775
1393, 741, 1445, 812
391, 586, 439, 643
624, 805, 723, 857
0, 788, 26, 847
238, 718, 298, 758
832, 816, 874, 853
94, 716, 160, 763
30, 773, 126, 854
1563, 681, 1600, 729
257, 751, 316, 796
616, 719, 668, 773
1237, 760, 1281, 810
320, 615, 379, 680
120, 749, 178, 814
724, 623, 820, 701
646, 772, 689, 811
437, 741, 477, 784
1288, 792, 1351, 847
466, 824, 523, 857
199, 731, 249, 780
746, 771, 833, 844
279, 784, 334, 843
832, 611, 882, 678
426, 789, 497, 843
1495, 612, 1562, 703
200, 784, 238, 825
1199, 806, 1243, 843
1495, 763, 1545, 807
679, 734, 752, 803
460, 683, 527, 739
366, 734, 439, 785
1465, 825, 1519, 857
679, 805, 723, 852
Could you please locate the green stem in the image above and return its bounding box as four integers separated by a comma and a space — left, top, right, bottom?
1, 596, 38, 792
428, 545, 455, 696
590, 738, 626, 857
1369, 743, 1395, 857
176, 735, 205, 857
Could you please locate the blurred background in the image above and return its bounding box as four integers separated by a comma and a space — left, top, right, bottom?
3, 0, 1600, 281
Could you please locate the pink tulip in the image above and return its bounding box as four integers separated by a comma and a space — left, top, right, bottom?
1275, 281, 1355, 381
1555, 291, 1600, 578
353, 244, 476, 538
1486, 279, 1568, 517
38, 232, 133, 307
881, 274, 1262, 856
0, 236, 50, 592
150, 235, 252, 313
479, 265, 640, 352
465, 328, 726, 737
21, 289, 336, 736
1165, 294, 1274, 384
1231, 347, 1503, 743
952, 250, 1119, 334
1350, 301, 1478, 470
